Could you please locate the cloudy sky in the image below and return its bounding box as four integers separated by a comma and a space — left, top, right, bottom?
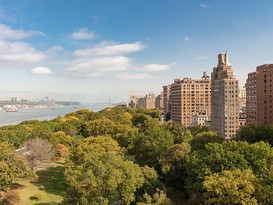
0, 0, 273, 103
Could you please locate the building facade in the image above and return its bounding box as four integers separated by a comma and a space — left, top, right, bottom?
163, 85, 171, 120
128, 91, 139, 108
191, 111, 209, 127
137, 93, 155, 109
238, 86, 246, 113
155, 92, 164, 109
169, 72, 211, 126
246, 64, 273, 125
211, 52, 239, 140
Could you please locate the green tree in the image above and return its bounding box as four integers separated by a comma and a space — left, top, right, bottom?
0, 124, 29, 147
65, 109, 101, 121
133, 123, 174, 171
159, 143, 191, 193
190, 131, 224, 151
0, 142, 33, 191
237, 124, 273, 145
83, 118, 131, 138
57, 116, 84, 137
186, 142, 248, 198
180, 130, 193, 143
63, 136, 145, 205
203, 169, 258, 205
185, 141, 273, 200
52, 131, 72, 147
0, 161, 13, 191
135, 166, 163, 202
160, 142, 191, 174
254, 165, 273, 204
161, 121, 185, 144
188, 125, 209, 136
99, 107, 133, 125
132, 114, 151, 127
137, 189, 173, 205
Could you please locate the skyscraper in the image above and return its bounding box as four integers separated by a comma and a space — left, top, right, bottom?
246, 64, 273, 125
211, 52, 239, 140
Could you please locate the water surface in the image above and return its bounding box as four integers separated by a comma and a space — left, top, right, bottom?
0, 104, 108, 126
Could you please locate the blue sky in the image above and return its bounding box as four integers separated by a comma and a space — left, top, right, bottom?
0, 0, 273, 103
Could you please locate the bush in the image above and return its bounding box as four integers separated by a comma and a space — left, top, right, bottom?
30, 192, 42, 201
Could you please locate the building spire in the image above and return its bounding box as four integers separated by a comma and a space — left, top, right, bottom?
225, 51, 229, 65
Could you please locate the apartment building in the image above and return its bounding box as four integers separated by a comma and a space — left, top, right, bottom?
211, 52, 239, 140
155, 92, 164, 109
163, 85, 171, 120
137, 92, 155, 109
169, 72, 211, 126
246, 64, 273, 125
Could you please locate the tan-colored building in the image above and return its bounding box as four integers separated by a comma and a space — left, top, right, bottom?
238, 86, 246, 113
211, 52, 239, 140
239, 112, 246, 127
239, 86, 246, 98
137, 92, 155, 109
128, 91, 139, 108
191, 111, 209, 127
155, 92, 164, 109
169, 72, 211, 126
163, 85, 171, 119
246, 64, 273, 125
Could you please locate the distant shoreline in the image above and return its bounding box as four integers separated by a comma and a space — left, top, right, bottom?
0, 104, 111, 126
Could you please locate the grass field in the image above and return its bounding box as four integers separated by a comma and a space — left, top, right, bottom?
15, 160, 68, 205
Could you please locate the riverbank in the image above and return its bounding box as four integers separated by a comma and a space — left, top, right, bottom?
0, 104, 110, 126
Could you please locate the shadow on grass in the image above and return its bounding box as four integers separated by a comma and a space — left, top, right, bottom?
11, 182, 25, 190
31, 165, 68, 197
54, 161, 65, 165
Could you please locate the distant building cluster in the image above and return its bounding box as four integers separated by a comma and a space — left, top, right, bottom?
128, 52, 273, 140
128, 92, 163, 110
9, 96, 55, 105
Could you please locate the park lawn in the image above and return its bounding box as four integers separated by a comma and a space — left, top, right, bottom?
15, 160, 68, 205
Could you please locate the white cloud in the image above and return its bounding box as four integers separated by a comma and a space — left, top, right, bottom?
31, 67, 52, 75
68, 29, 97, 40
66, 56, 131, 77
143, 63, 176, 72
74, 42, 145, 57
184, 36, 190, 41
64, 42, 146, 78
0, 41, 45, 65
118, 73, 153, 80
200, 3, 210, 9
0, 24, 44, 40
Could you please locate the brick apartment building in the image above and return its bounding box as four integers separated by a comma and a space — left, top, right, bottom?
163, 72, 211, 126
246, 64, 273, 125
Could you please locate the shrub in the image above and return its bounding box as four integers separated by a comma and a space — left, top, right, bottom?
30, 192, 42, 201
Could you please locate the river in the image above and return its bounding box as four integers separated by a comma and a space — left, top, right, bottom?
0, 104, 109, 126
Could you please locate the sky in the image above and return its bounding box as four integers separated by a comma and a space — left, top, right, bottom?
0, 0, 273, 103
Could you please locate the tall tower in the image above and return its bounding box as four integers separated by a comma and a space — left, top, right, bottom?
211, 52, 239, 140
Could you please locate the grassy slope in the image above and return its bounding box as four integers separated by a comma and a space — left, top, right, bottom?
16, 161, 68, 205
